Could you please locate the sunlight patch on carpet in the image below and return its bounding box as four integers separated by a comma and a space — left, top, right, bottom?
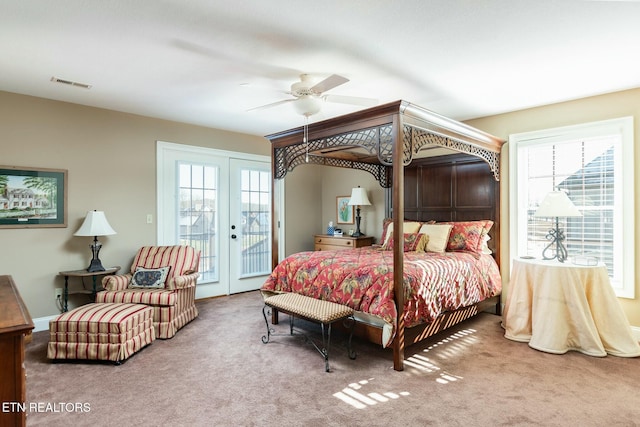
436, 371, 463, 384
404, 354, 440, 372
422, 328, 478, 359
403, 328, 478, 378
333, 378, 410, 409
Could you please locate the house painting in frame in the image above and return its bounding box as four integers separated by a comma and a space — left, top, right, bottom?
0, 166, 67, 228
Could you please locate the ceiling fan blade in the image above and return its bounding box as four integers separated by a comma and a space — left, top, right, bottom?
323, 94, 378, 107
310, 74, 349, 94
247, 99, 295, 112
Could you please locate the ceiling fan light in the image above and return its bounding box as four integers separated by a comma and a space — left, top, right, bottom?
293, 95, 321, 117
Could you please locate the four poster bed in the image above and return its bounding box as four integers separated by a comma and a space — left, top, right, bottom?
262, 100, 505, 371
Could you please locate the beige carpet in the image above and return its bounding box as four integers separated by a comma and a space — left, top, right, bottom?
23, 290, 640, 426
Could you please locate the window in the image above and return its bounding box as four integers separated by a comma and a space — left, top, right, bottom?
178, 163, 219, 283
509, 117, 634, 298
239, 168, 271, 277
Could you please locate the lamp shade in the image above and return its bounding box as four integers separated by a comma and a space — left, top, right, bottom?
74, 210, 117, 236
348, 187, 371, 206
534, 191, 582, 218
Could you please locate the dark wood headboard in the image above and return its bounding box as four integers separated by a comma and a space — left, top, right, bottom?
402, 153, 500, 265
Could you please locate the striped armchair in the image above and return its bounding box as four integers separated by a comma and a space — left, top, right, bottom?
96, 245, 200, 339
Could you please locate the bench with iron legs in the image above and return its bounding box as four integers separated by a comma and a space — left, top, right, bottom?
262, 293, 357, 372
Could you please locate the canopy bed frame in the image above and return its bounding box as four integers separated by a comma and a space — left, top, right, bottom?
266, 100, 505, 371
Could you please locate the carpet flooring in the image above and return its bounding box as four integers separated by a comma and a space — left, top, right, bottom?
23, 290, 640, 426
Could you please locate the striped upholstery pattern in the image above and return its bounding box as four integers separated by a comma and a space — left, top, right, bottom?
96, 245, 200, 338
97, 288, 177, 306
130, 245, 199, 289
47, 303, 155, 363
265, 293, 353, 323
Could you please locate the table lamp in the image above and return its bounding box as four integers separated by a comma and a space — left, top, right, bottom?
348, 186, 372, 237
74, 210, 117, 272
533, 191, 582, 263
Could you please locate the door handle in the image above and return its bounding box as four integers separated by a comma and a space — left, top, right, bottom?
231, 234, 237, 239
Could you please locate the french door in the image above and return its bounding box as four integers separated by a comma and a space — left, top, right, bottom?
157, 141, 273, 299
228, 158, 272, 293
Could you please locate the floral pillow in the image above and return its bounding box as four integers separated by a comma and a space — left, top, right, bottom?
379, 218, 393, 247
379, 218, 422, 247
442, 220, 493, 254
382, 232, 429, 252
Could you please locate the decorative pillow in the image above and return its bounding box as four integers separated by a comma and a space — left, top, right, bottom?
414, 233, 429, 252
380, 219, 422, 247
129, 266, 171, 289
382, 233, 429, 252
379, 218, 393, 248
481, 220, 494, 240
480, 234, 492, 255
443, 220, 493, 254
417, 223, 453, 253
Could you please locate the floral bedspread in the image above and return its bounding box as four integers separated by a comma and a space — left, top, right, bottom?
261, 248, 502, 347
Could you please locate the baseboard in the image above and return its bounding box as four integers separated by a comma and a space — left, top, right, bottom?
33, 315, 59, 333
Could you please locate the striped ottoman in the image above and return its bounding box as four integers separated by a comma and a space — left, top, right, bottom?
47, 303, 155, 364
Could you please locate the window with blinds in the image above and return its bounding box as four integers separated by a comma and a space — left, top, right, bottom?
510, 117, 634, 298
524, 140, 616, 273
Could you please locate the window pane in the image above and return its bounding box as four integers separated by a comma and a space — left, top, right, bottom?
178, 162, 218, 282
239, 167, 271, 277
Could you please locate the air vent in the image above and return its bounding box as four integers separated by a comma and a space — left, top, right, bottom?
50, 76, 92, 89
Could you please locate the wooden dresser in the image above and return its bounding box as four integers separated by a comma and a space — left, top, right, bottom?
0, 275, 34, 427
314, 234, 374, 251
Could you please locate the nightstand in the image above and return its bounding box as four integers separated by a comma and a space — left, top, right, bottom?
314, 234, 374, 251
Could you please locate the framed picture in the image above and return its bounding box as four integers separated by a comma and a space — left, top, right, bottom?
336, 195, 354, 224
0, 166, 68, 228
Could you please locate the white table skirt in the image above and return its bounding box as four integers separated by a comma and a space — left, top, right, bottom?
502, 258, 640, 357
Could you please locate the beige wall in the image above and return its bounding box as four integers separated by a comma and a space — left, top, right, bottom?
0, 91, 269, 319
467, 87, 640, 327
282, 164, 323, 255
320, 167, 385, 242
282, 165, 386, 254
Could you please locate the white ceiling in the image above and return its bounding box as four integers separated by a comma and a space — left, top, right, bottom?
2, 1, 640, 137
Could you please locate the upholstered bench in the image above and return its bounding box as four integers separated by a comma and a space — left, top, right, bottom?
261, 293, 357, 372
47, 303, 155, 364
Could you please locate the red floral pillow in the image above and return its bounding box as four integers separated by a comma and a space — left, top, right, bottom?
382, 233, 429, 252
379, 218, 422, 247
443, 220, 493, 254
379, 218, 393, 247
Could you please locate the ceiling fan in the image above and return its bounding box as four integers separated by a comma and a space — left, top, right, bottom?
248, 74, 378, 117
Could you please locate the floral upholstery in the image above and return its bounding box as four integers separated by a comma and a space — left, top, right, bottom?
443, 220, 494, 254
382, 232, 429, 252
379, 218, 422, 247
96, 246, 200, 339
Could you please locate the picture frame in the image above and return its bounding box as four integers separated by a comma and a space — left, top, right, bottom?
0, 166, 68, 228
336, 195, 354, 224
